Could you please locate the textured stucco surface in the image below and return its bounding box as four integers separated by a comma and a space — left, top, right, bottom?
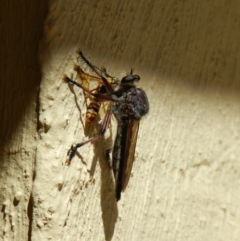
1, 1, 240, 241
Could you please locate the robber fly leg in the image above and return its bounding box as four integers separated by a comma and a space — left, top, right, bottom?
63, 74, 95, 97
65, 109, 112, 165
63, 74, 112, 101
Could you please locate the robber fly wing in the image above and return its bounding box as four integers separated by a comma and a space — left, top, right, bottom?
122, 119, 140, 191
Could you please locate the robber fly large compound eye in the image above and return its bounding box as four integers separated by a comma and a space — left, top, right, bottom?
121, 74, 140, 83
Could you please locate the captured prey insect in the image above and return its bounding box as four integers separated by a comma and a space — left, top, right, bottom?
74, 49, 119, 124
63, 51, 149, 201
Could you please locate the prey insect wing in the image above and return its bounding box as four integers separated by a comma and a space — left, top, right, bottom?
73, 63, 117, 124
74, 65, 101, 84
74, 50, 119, 124
74, 65, 104, 124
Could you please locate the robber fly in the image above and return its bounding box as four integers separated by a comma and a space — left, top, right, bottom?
74, 50, 119, 124
63, 51, 149, 201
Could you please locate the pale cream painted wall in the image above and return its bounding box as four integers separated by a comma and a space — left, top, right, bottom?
1, 1, 240, 241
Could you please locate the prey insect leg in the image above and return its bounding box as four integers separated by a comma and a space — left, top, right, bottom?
66, 109, 112, 165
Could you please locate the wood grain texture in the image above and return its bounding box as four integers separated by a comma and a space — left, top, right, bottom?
1, 0, 240, 241
0, 1, 48, 241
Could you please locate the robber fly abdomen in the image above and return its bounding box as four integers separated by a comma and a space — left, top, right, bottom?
112, 118, 127, 200
111, 86, 149, 200
63, 51, 149, 201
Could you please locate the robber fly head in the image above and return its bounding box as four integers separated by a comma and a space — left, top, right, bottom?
121, 68, 140, 84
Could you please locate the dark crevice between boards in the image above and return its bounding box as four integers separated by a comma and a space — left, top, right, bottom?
27, 192, 33, 241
